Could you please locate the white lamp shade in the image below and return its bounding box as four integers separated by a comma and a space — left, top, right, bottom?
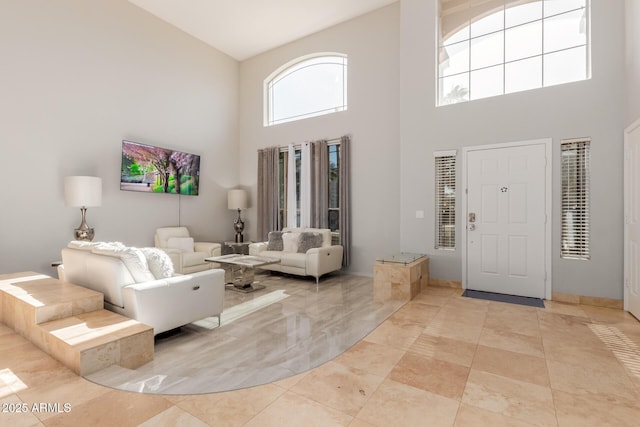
64, 176, 102, 207
227, 189, 248, 210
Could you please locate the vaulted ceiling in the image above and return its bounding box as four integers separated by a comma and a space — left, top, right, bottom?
128, 0, 399, 61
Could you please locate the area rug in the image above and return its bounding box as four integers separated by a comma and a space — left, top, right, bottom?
83, 272, 404, 395
462, 289, 545, 308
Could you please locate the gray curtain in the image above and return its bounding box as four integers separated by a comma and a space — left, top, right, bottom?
310, 139, 328, 229
339, 135, 351, 267
257, 146, 280, 241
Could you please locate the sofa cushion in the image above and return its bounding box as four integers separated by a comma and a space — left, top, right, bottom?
260, 251, 283, 261
167, 237, 194, 253
182, 251, 208, 268
140, 247, 175, 279
267, 231, 284, 251
297, 232, 323, 253
282, 232, 301, 253
280, 252, 307, 269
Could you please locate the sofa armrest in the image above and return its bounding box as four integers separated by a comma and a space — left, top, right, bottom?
306, 245, 344, 277
249, 242, 268, 255
195, 242, 222, 256
122, 269, 225, 334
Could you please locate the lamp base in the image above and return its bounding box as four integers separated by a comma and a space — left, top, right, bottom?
74, 227, 95, 241
74, 207, 95, 241
235, 233, 244, 243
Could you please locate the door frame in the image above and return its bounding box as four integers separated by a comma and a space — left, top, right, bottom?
624, 118, 640, 312
461, 138, 553, 300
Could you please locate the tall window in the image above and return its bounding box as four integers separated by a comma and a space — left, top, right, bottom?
435, 151, 456, 250
438, 0, 590, 105
278, 142, 342, 244
265, 54, 348, 126
328, 144, 341, 245
561, 138, 590, 259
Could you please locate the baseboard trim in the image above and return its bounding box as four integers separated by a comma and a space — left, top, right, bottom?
429, 278, 462, 289
552, 292, 623, 309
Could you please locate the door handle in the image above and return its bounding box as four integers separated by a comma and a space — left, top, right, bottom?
468, 224, 476, 231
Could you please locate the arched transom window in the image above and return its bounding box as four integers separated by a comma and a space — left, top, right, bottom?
438, 0, 590, 105
265, 53, 348, 126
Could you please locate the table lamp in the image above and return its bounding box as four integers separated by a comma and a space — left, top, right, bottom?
228, 189, 248, 243
64, 176, 102, 241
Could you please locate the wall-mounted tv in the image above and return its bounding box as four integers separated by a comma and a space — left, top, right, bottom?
120, 140, 201, 196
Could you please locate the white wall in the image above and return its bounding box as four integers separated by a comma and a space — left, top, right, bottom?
626, 0, 640, 126
238, 4, 401, 276
0, 0, 239, 275
400, 0, 626, 299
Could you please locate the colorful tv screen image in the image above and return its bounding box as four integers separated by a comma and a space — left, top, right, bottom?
120, 140, 201, 196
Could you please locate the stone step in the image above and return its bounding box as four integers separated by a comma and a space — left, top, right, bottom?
37, 309, 153, 375
0, 272, 153, 375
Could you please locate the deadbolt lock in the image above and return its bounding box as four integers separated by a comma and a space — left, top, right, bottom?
468, 212, 476, 223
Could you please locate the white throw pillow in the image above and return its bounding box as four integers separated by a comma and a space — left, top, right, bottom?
140, 247, 175, 279
91, 244, 156, 283
167, 237, 195, 253
282, 232, 301, 253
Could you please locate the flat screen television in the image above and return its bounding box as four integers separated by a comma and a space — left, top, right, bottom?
120, 140, 201, 196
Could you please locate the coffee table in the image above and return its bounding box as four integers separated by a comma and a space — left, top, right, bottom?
205, 254, 279, 293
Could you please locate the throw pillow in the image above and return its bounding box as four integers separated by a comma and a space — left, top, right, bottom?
297, 232, 323, 253
140, 247, 175, 279
282, 232, 301, 253
167, 237, 194, 253
267, 231, 284, 251
91, 244, 156, 283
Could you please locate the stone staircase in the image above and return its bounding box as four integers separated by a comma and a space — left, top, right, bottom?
0, 272, 153, 376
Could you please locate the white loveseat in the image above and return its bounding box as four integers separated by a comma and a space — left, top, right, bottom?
249, 228, 343, 284
58, 241, 225, 335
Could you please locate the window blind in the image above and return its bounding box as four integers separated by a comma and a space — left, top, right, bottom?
561, 139, 590, 259
435, 153, 456, 250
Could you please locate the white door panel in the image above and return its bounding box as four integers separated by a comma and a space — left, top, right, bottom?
625, 119, 640, 319
466, 144, 547, 299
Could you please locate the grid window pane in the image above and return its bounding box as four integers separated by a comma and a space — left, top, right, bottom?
470, 65, 504, 100
435, 155, 456, 250
505, 56, 542, 94
439, 73, 470, 105
506, 1, 542, 28
470, 1, 504, 38
440, 5, 471, 45
440, 41, 470, 77
544, 45, 587, 86
505, 20, 542, 62
470, 31, 504, 70
543, 9, 586, 53
561, 139, 590, 259
544, 0, 586, 17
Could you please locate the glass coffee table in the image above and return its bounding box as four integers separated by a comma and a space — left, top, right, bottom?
205, 254, 279, 293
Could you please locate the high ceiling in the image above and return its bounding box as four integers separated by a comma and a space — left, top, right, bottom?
128, 0, 399, 61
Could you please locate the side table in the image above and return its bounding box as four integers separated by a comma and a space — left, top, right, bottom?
373, 253, 429, 303
224, 241, 251, 255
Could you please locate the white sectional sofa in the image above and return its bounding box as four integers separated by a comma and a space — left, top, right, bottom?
58, 241, 225, 335
249, 228, 343, 284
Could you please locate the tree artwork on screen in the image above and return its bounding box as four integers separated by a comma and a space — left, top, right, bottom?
120, 140, 200, 196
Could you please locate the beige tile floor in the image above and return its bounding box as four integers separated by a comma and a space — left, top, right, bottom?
2, 284, 640, 426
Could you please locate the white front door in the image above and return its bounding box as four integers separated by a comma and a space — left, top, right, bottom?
464, 141, 549, 299
625, 119, 640, 320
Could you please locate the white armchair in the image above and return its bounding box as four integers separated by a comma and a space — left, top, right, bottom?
154, 227, 221, 274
